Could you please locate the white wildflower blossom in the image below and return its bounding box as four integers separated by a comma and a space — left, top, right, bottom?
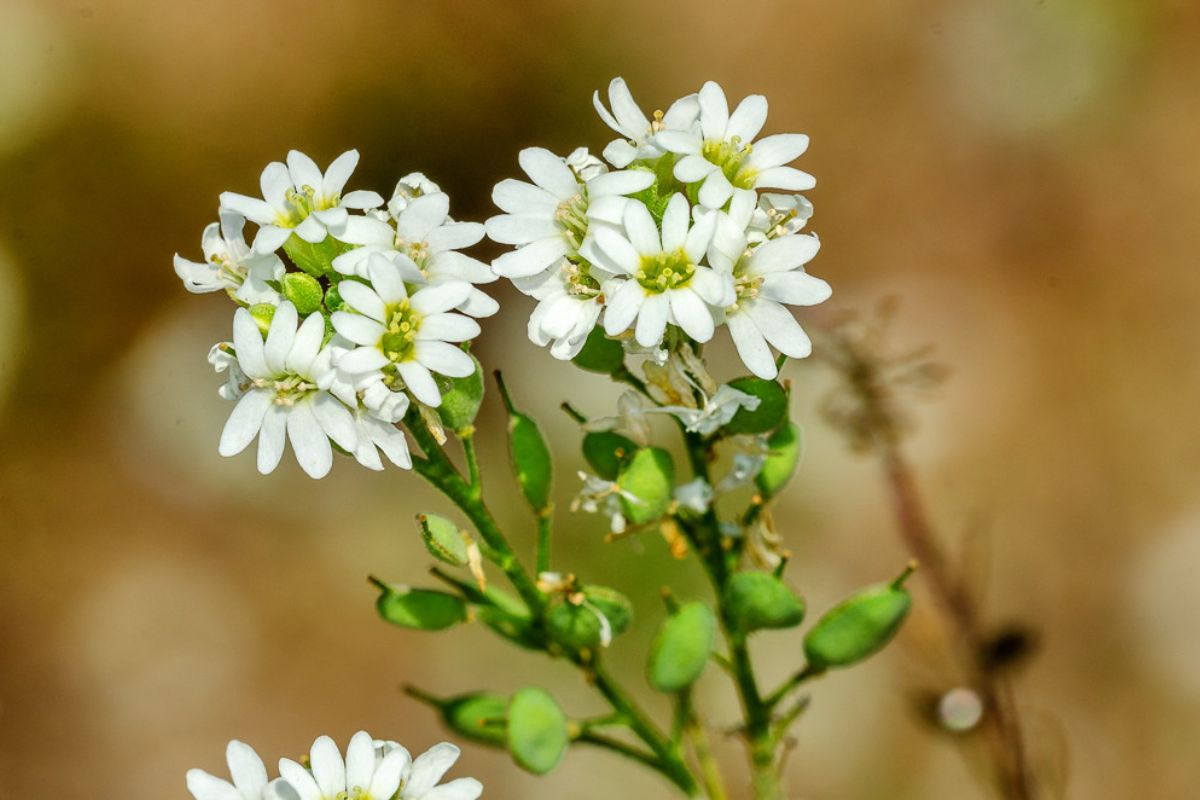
386, 172, 443, 218
382, 741, 483, 800
186, 740, 293, 800
220, 149, 384, 253
593, 77, 700, 168
331, 253, 479, 408
595, 193, 732, 347
652, 383, 762, 435
174, 210, 285, 304
572, 471, 638, 535
656, 81, 815, 209
710, 189, 831, 379
750, 192, 813, 241
209, 341, 247, 401
217, 302, 358, 479
674, 477, 713, 514
582, 390, 653, 447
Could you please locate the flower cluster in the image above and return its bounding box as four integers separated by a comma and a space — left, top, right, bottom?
175, 151, 495, 478
186, 732, 482, 800
486, 78, 832, 378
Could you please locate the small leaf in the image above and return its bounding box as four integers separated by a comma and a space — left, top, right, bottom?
756, 422, 803, 498
617, 447, 675, 526
722, 377, 788, 435
419, 513, 469, 566
507, 687, 569, 775
374, 581, 468, 631
509, 413, 553, 510
436, 355, 485, 431
803, 565, 914, 671
571, 327, 625, 374
582, 431, 637, 480
724, 571, 805, 634
648, 602, 716, 692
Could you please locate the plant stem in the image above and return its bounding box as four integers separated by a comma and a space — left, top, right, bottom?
574, 731, 663, 773
460, 429, 482, 498
536, 509, 553, 574
764, 664, 823, 709
680, 690, 729, 800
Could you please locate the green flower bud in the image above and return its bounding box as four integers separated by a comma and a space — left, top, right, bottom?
506, 687, 569, 775
324, 282, 346, 313
248, 303, 275, 336
617, 447, 675, 526
648, 601, 716, 693
545, 586, 633, 651
372, 579, 468, 631
282, 232, 351, 278
724, 571, 805, 634
436, 355, 485, 432
756, 422, 803, 498
442, 692, 509, 746
582, 430, 637, 480
571, 327, 625, 374
722, 377, 789, 435
497, 373, 553, 511
803, 564, 915, 671
280, 272, 324, 315
418, 513, 469, 567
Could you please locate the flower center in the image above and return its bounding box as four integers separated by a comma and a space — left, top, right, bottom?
555, 192, 589, 251
209, 249, 246, 286
252, 373, 317, 406
637, 250, 695, 293
702, 137, 757, 190
729, 251, 761, 308
393, 235, 431, 274
280, 185, 340, 227
380, 299, 423, 364
562, 259, 602, 298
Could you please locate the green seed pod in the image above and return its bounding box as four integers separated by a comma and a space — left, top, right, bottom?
324, 282, 346, 313
647, 602, 716, 693
441, 692, 510, 746
571, 327, 626, 374
803, 566, 914, 671
617, 447, 675, 526
373, 581, 468, 631
506, 687, 569, 775
436, 355, 485, 431
508, 412, 553, 511
418, 513, 469, 567
724, 571, 806, 634
756, 422, 803, 498
545, 586, 633, 650
248, 303, 276, 335
280, 272, 324, 315
722, 377, 789, 435
282, 232, 351, 278
582, 431, 637, 480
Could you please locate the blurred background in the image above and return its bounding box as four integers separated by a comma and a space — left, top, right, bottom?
1, 0, 1197, 797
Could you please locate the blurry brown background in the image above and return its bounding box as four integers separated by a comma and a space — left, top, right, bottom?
1, 0, 1198, 797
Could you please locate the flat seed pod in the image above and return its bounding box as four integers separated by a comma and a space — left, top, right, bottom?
507, 687, 569, 775
582, 431, 637, 480
418, 513, 470, 566
374, 584, 468, 631
618, 447, 675, 526
722, 377, 789, 435
571, 327, 625, 374
436, 355, 485, 431
648, 602, 716, 692
508, 413, 553, 511
803, 568, 914, 670
724, 571, 805, 634
443, 692, 509, 746
756, 422, 803, 498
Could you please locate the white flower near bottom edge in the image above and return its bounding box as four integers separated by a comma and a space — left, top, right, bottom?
331, 253, 479, 408
596, 194, 732, 347
217, 301, 358, 479
278, 731, 408, 800
385, 741, 483, 800
186, 740, 293, 800
174, 210, 285, 304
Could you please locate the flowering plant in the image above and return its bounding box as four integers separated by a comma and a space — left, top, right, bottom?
175, 78, 920, 800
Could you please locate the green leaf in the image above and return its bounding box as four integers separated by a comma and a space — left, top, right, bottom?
418, 513, 469, 567
436, 354, 485, 432
282, 233, 353, 278
722, 377, 789, 435
508, 413, 553, 511
724, 571, 805, 634
617, 447, 675, 526
582, 431, 637, 480
648, 602, 716, 692
443, 692, 510, 746
756, 422, 803, 498
507, 687, 569, 775
803, 565, 914, 671
571, 327, 626, 374
374, 582, 468, 631
280, 272, 324, 315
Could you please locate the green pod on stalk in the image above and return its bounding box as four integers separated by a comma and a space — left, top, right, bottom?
803, 563, 915, 671
724, 571, 805, 634
506, 687, 570, 775
617, 447, 675, 526
647, 601, 716, 693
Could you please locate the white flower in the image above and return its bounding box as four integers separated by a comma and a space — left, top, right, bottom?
656, 81, 815, 209
209, 342, 247, 401
334, 190, 499, 320
653, 383, 762, 435
514, 260, 606, 359
593, 77, 700, 168
387, 172, 443, 218
220, 149, 383, 253
186, 739, 291, 800
486, 146, 653, 280
674, 478, 713, 514
331, 253, 479, 408
572, 471, 636, 535
710, 190, 831, 379
583, 390, 653, 447
278, 732, 404, 800
595, 194, 732, 347
394, 741, 482, 800
174, 210, 285, 304
217, 302, 358, 479
350, 406, 414, 471
750, 192, 813, 241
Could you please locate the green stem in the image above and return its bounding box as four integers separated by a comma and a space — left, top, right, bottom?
460, 430, 482, 499
574, 731, 663, 773
536, 508, 553, 574
681, 690, 729, 800
764, 664, 824, 709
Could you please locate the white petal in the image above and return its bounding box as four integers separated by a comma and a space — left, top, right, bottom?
635, 292, 670, 347
233, 308, 268, 376
287, 313, 327, 375
397, 361, 441, 406
294, 214, 327, 243
418, 313, 480, 342
753, 166, 816, 191
748, 233, 820, 274
492, 179, 558, 215
655, 130, 701, 155
748, 300, 812, 358
698, 81, 730, 140
602, 279, 644, 335
485, 215, 561, 245
670, 289, 715, 342
288, 403, 334, 479
746, 133, 809, 170
338, 346, 390, 373
226, 741, 268, 798
602, 139, 638, 168
219, 390, 272, 457
260, 161, 292, 209
344, 731, 375, 794
411, 282, 472, 315
252, 225, 293, 254
622, 200, 661, 256
726, 94, 768, 143
338, 216, 395, 247
338, 280, 388, 322
263, 301, 298, 374
278, 760, 322, 800
594, 227, 641, 275
313, 393, 358, 452
397, 192, 451, 241
287, 151, 324, 192
256, 404, 288, 474
219, 193, 276, 226
423, 778, 484, 800
363, 416, 413, 468
367, 749, 408, 798
492, 237, 569, 278
593, 87, 623, 133
691, 267, 734, 307
405, 743, 461, 798
518, 147, 579, 199
586, 169, 654, 197
684, 210, 716, 263
760, 271, 832, 306
332, 312, 386, 347
457, 287, 500, 318
728, 311, 777, 379
663, 93, 701, 130
698, 170, 735, 209
427, 221, 484, 252
660, 194, 689, 252
340, 189, 384, 209
427, 252, 497, 284
416, 341, 474, 377
322, 149, 360, 197
674, 154, 716, 183
367, 256, 411, 305
185, 770, 241, 800
607, 77, 650, 136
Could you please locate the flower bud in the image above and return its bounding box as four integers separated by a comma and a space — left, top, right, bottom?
324, 282, 346, 312
722, 376, 788, 435
617, 447, 675, 526
280, 272, 324, 315
418, 513, 470, 567
802, 564, 914, 671
506, 687, 569, 775
755, 422, 803, 498
582, 430, 637, 480
435, 355, 485, 432
372, 579, 468, 631
724, 571, 805, 634
248, 303, 275, 336
571, 327, 625, 374
647, 601, 716, 692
